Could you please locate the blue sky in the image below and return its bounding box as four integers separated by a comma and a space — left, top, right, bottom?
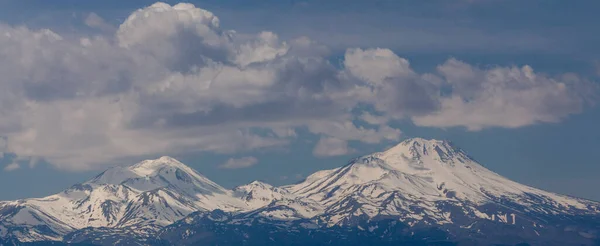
0, 0, 599, 201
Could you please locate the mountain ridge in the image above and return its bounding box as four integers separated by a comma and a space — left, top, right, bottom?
1, 138, 599, 245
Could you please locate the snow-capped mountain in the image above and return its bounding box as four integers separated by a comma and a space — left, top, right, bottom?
284, 138, 599, 227
233, 181, 323, 220
0, 156, 247, 242
1, 138, 600, 245
233, 181, 290, 208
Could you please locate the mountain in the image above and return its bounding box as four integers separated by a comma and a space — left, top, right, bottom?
286, 138, 599, 226
0, 156, 247, 242
1, 138, 600, 245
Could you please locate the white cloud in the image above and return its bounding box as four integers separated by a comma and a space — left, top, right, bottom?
84, 13, 115, 32
0, 3, 357, 170
412, 59, 596, 130
313, 137, 353, 157
344, 48, 414, 85
343, 48, 442, 118
271, 127, 297, 138
219, 156, 259, 169
360, 112, 390, 125
3, 163, 20, 172
308, 121, 401, 144
0, 2, 594, 171
344, 49, 596, 131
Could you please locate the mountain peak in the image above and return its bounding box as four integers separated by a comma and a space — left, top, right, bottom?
383, 137, 465, 163
235, 180, 275, 192
129, 156, 189, 176
86, 156, 230, 196
400, 137, 451, 146
135, 155, 184, 166
248, 180, 273, 187
158, 155, 180, 162
233, 180, 293, 209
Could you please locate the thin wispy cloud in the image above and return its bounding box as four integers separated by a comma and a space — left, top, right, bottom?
84, 12, 116, 32
313, 137, 354, 157
219, 156, 259, 169
3, 163, 20, 172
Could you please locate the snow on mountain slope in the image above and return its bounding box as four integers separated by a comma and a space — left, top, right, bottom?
0, 156, 247, 242
285, 138, 600, 226
233, 181, 323, 219
233, 181, 291, 208
2, 138, 600, 243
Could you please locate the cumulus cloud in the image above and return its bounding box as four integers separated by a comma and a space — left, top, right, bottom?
0, 2, 594, 171
219, 156, 259, 169
343, 48, 442, 118
313, 137, 353, 157
411, 59, 596, 130
0, 3, 363, 170
344, 48, 414, 85
343, 49, 596, 131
